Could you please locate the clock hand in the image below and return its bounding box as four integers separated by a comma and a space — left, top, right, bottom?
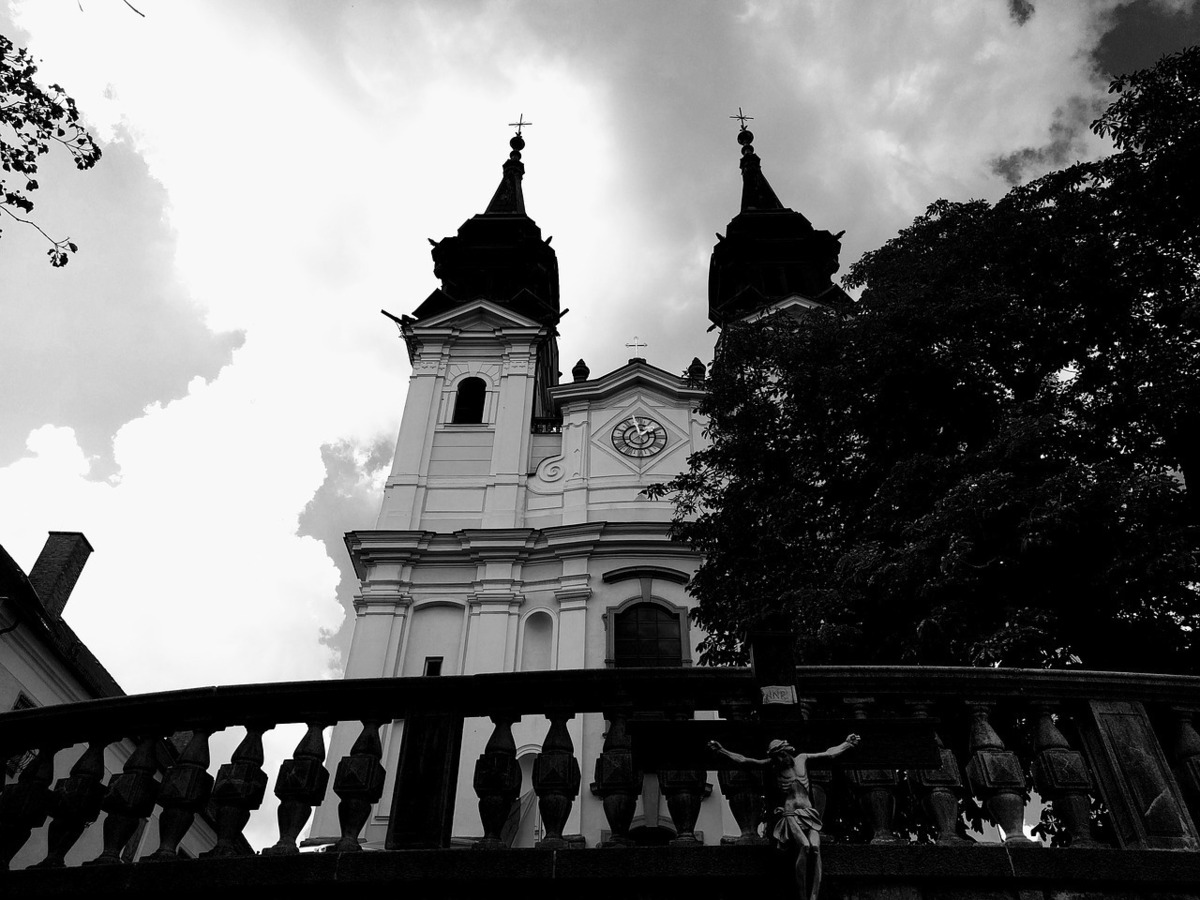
630, 416, 645, 437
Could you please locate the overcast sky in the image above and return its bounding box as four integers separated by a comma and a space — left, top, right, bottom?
3, 0, 1199, 694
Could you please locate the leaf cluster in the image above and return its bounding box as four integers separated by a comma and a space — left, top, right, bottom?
658, 47, 1200, 671
1, 33, 100, 265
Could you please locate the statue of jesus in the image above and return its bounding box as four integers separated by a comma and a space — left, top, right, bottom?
708, 734, 861, 900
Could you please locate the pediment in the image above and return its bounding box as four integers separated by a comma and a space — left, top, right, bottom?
550, 360, 705, 406
410, 298, 544, 332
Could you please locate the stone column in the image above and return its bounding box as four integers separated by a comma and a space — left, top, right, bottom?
592, 707, 642, 847
965, 702, 1035, 846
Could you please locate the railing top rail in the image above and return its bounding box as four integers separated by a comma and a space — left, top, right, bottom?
793, 665, 1200, 703
3, 664, 1199, 753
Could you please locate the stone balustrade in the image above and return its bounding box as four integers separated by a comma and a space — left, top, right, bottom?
3, 666, 1200, 899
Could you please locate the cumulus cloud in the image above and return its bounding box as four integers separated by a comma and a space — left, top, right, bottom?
990, 94, 1104, 184
1009, 0, 1036, 26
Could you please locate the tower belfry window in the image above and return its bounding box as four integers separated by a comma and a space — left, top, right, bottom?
452, 377, 487, 424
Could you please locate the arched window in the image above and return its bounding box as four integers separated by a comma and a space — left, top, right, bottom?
452, 377, 487, 424
613, 602, 682, 668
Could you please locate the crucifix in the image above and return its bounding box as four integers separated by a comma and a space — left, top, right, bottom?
628, 632, 938, 900
509, 113, 532, 135
625, 335, 647, 358
730, 107, 754, 131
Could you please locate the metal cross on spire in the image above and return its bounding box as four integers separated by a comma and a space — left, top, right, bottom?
625, 336, 647, 357
509, 114, 532, 135
730, 107, 753, 131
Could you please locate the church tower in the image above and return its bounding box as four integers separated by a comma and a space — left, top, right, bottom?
708, 119, 850, 324
310, 126, 710, 848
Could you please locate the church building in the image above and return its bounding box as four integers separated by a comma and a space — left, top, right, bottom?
308, 118, 848, 848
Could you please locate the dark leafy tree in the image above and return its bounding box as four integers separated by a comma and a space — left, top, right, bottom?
1, 33, 101, 265
653, 47, 1200, 672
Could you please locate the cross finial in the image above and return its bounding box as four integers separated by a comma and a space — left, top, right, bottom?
625, 335, 647, 357
509, 114, 532, 135
730, 107, 753, 131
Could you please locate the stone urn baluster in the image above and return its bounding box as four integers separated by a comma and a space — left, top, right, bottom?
844, 697, 902, 844
148, 728, 219, 860
263, 722, 331, 856
533, 712, 581, 848
473, 715, 521, 849
0, 744, 57, 869
88, 735, 161, 865
203, 723, 273, 857
716, 768, 764, 845
1030, 704, 1097, 847
1171, 706, 1200, 821
332, 719, 386, 852
965, 702, 1035, 846
906, 702, 969, 845
659, 766, 708, 846
591, 708, 642, 848
716, 701, 765, 845
35, 740, 110, 868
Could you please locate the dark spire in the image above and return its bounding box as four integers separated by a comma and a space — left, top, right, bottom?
737, 127, 787, 213
485, 133, 527, 215
413, 121, 560, 326
709, 115, 849, 324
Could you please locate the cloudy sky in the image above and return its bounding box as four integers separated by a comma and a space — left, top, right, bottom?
2, 0, 1198, 772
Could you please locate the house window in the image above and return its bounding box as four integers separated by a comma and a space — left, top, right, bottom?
423, 656, 444, 677
452, 377, 487, 424
613, 603, 683, 668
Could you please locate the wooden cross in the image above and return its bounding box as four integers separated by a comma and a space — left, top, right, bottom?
628, 632, 938, 770
625, 336, 647, 357
509, 114, 532, 135
730, 107, 754, 130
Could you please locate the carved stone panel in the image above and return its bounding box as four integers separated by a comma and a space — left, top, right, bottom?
1080, 699, 1199, 849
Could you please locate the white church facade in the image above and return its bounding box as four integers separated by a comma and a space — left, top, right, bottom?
309, 121, 849, 848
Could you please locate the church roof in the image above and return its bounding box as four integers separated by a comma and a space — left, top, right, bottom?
708, 123, 850, 324
549, 357, 705, 406
413, 129, 561, 327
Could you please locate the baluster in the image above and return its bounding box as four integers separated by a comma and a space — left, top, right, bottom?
844, 697, 902, 843
1030, 704, 1097, 847
906, 702, 969, 845
1170, 706, 1200, 821
659, 709, 708, 849
591, 707, 642, 848
35, 740, 109, 868
147, 728, 218, 861
715, 701, 765, 845
202, 723, 272, 858
332, 719, 386, 852
473, 714, 521, 850
532, 712, 581, 848
659, 767, 707, 846
965, 701, 1035, 846
0, 744, 57, 870
87, 735, 160, 865
263, 722, 331, 856
798, 698, 833, 822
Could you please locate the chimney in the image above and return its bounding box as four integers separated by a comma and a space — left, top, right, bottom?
28, 532, 94, 619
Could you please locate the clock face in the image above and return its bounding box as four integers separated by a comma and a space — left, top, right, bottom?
611, 415, 668, 459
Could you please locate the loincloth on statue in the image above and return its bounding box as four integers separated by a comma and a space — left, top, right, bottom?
771, 806, 822, 846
